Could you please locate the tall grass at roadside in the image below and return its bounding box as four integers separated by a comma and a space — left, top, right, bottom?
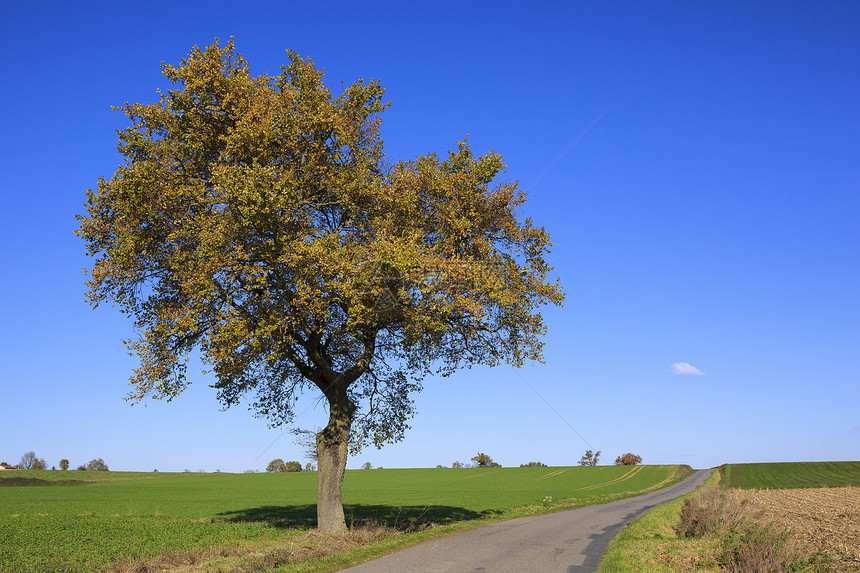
675, 488, 832, 572
595, 469, 723, 573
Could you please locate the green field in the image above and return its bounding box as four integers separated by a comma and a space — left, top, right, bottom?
720, 461, 860, 489
0, 465, 688, 572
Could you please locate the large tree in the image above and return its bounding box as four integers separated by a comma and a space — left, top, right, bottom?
78, 40, 564, 533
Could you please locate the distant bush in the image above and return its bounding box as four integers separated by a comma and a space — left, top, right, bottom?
452, 461, 463, 469
361, 462, 373, 470
86, 458, 109, 471
614, 453, 642, 466
266, 459, 286, 472
471, 453, 501, 468
519, 461, 547, 467
579, 450, 601, 466
284, 461, 302, 472
59, 459, 70, 471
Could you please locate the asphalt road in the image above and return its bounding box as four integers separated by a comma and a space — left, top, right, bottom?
339, 469, 713, 573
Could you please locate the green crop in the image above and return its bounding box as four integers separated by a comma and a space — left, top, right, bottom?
0, 465, 686, 572
721, 461, 860, 489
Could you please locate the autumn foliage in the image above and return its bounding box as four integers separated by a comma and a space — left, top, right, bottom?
614, 453, 643, 466
77, 39, 563, 532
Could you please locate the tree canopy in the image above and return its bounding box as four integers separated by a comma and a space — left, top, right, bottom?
78, 39, 563, 532
615, 453, 642, 466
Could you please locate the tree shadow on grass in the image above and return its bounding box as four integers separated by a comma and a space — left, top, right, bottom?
217, 504, 502, 531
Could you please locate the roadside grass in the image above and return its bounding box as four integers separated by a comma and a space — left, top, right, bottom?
721, 461, 860, 489
0, 465, 690, 572
595, 469, 722, 573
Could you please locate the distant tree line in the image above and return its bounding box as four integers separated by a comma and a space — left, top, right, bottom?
12, 452, 109, 472
266, 459, 303, 472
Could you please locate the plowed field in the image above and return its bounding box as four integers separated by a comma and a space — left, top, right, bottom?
737, 487, 860, 572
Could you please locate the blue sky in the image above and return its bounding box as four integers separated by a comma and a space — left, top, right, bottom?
2, 1, 858, 472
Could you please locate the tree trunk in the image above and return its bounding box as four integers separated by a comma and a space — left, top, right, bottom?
316, 388, 356, 534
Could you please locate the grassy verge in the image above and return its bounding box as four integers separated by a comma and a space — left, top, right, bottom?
595, 469, 722, 573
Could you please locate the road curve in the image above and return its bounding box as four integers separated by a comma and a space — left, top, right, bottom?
339, 468, 713, 573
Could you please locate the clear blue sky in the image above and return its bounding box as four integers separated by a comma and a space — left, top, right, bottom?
2, 1, 858, 472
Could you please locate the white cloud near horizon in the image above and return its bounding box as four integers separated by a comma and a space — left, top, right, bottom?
672, 362, 704, 376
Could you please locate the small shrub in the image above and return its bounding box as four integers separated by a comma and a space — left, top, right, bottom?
614, 453, 642, 466
718, 523, 832, 573
471, 453, 501, 468
675, 488, 745, 538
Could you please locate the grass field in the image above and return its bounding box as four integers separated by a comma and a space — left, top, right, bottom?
0, 465, 688, 572
720, 461, 860, 489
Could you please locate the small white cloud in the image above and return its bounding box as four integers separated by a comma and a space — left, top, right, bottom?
672, 362, 704, 376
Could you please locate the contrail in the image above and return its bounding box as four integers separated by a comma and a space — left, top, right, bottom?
526, 110, 606, 191
512, 368, 594, 450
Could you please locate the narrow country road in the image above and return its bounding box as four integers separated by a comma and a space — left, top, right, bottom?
339, 469, 713, 573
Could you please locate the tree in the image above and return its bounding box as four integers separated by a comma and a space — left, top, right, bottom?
615, 453, 642, 466
284, 461, 303, 472
59, 459, 70, 471
19, 451, 45, 470
519, 461, 547, 467
77, 40, 563, 533
471, 453, 501, 468
579, 450, 601, 466
305, 462, 315, 472
86, 458, 109, 471
361, 462, 373, 470
266, 459, 287, 472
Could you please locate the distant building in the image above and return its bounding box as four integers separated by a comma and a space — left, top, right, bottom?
0, 463, 17, 470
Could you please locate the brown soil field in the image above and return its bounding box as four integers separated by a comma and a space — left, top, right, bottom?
736, 487, 860, 572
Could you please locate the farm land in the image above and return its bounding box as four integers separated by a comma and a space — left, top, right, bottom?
0, 464, 689, 572
596, 461, 860, 573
